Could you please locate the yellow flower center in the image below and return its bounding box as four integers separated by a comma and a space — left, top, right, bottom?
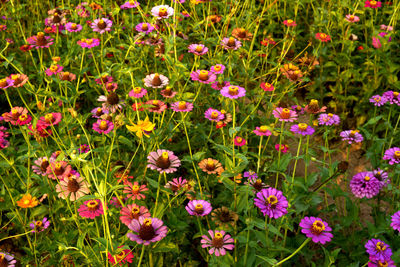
134, 87, 142, 93
116, 250, 126, 259
298, 123, 308, 131
370, 0, 377, 5
132, 185, 140, 193
214, 232, 223, 240
87, 200, 98, 209
86, 39, 93, 45
320, 33, 327, 39
132, 207, 140, 214
236, 137, 243, 143
312, 220, 325, 234
207, 159, 215, 169
19, 114, 28, 121
364, 176, 371, 181
211, 111, 219, 119
227, 37, 236, 46
71, 23, 77, 29
195, 203, 203, 213
395, 151, 400, 157
152, 100, 159, 105
260, 125, 268, 132
228, 86, 239, 96
99, 120, 108, 130
11, 74, 20, 80
50, 65, 58, 72
394, 92, 399, 97
267, 195, 278, 205
178, 101, 187, 110
159, 7, 167, 16
376, 242, 387, 251
144, 218, 152, 226
198, 70, 209, 81
161, 151, 169, 160
214, 65, 221, 71
24, 199, 30, 205
287, 19, 293, 24
349, 15, 355, 20
195, 45, 203, 53
11, 108, 18, 115
142, 23, 148, 31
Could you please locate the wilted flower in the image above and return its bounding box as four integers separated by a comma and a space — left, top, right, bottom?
46, 161, 72, 180
9, 73, 28, 88
211, 207, 239, 228
211, 81, 230, 91
373, 168, 390, 188
299, 217, 333, 244
304, 99, 327, 114
165, 177, 187, 194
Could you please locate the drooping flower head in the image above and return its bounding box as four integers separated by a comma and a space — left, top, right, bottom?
290, 123, 315, 136
220, 85, 246, 99
127, 217, 168, 245
211, 206, 239, 228
340, 130, 363, 144
151, 5, 174, 19
365, 239, 392, 262
201, 230, 234, 256
299, 217, 333, 244
147, 149, 181, 173
383, 147, 400, 165
78, 199, 104, 219
318, 113, 341, 126
254, 188, 288, 219
186, 199, 212, 216
350, 172, 381, 199
273, 107, 298, 122
30, 217, 50, 233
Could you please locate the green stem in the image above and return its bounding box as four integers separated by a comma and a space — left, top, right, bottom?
272, 238, 311, 266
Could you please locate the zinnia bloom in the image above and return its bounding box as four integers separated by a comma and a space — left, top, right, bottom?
30, 217, 50, 233
9, 73, 28, 88
350, 172, 381, 199
201, 230, 234, 256
260, 82, 274, 92
146, 100, 167, 113
273, 107, 298, 122
186, 199, 212, 216
32, 157, 52, 176
368, 257, 396, 267
171, 101, 194, 112
246, 176, 268, 193
129, 87, 147, 98
27, 32, 54, 48
56, 175, 90, 201
91, 18, 112, 34
283, 19, 296, 27
123, 181, 148, 200
340, 130, 363, 144
383, 147, 400, 165
121, 0, 140, 9
315, 33, 331, 42
220, 85, 246, 99
390, 211, 400, 232
77, 38, 100, 48
220, 37, 242, 50
299, 217, 333, 244
253, 126, 272, 136
93, 119, 114, 134
120, 204, 151, 226
38, 113, 62, 127
290, 123, 315, 136
210, 64, 225, 74
97, 92, 124, 113
127, 217, 168, 245
365, 0, 382, 8
151, 5, 174, 19
126, 117, 155, 138
304, 99, 327, 114
108, 246, 134, 265
46, 161, 72, 180
190, 70, 217, 84
160, 87, 177, 98
383, 91, 400, 105
280, 63, 303, 82
345, 14, 360, 22
65, 22, 82, 32
188, 44, 208, 55
78, 199, 104, 219
204, 108, 224, 121
17, 193, 39, 208
147, 149, 181, 173
199, 158, 223, 174
135, 22, 154, 34
274, 144, 289, 153
165, 177, 187, 194
318, 113, 340, 126
232, 28, 253, 40
143, 73, 169, 88
0, 252, 16, 267
234, 136, 246, 146
365, 239, 392, 262
373, 168, 390, 188
211, 207, 239, 228
254, 188, 288, 219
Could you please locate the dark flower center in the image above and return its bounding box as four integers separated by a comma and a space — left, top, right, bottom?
227, 37, 236, 47
139, 219, 156, 240
53, 14, 61, 23
156, 152, 171, 169
266, 195, 278, 208
311, 220, 325, 235
96, 108, 104, 116
219, 211, 232, 222
206, 159, 216, 171
238, 28, 246, 38
107, 92, 119, 105
253, 179, 263, 191
67, 178, 80, 193
40, 159, 49, 172
376, 242, 387, 251
152, 74, 162, 86
195, 203, 204, 214
98, 19, 107, 29
54, 163, 65, 175
87, 200, 99, 211
131, 207, 140, 219
0, 254, 9, 267
36, 32, 47, 46
142, 23, 149, 31
211, 232, 224, 248
116, 250, 126, 260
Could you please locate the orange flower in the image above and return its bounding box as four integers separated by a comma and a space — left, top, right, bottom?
17, 194, 39, 208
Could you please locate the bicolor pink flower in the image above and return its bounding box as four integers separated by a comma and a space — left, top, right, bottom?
45, 64, 63, 76
121, 0, 140, 9
204, 108, 224, 121
151, 5, 174, 19
253, 126, 272, 136
220, 85, 246, 99
234, 136, 246, 146
147, 149, 181, 174
171, 101, 194, 112
38, 113, 62, 127
221, 37, 242, 50
345, 14, 360, 23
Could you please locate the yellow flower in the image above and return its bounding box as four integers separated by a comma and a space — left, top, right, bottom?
126, 117, 155, 138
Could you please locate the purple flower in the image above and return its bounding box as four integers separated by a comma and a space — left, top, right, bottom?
91, 18, 112, 34
390, 211, 400, 232
368, 256, 396, 267
290, 123, 315, 136
170, 101, 194, 112
93, 120, 114, 134
318, 113, 340, 126
369, 95, 388, 106
340, 130, 363, 144
77, 38, 100, 48
299, 217, 333, 244
210, 64, 225, 74
220, 85, 246, 99
365, 239, 392, 262
127, 217, 168, 245
0, 252, 16, 267
204, 108, 224, 121
135, 22, 155, 34
147, 149, 181, 174
373, 168, 389, 188
121, 0, 140, 9
254, 188, 288, 219
91, 107, 109, 118
201, 230, 234, 256
30, 217, 50, 233
221, 37, 242, 50
188, 44, 208, 55
244, 170, 258, 179
65, 22, 82, 32
190, 70, 217, 84
273, 107, 298, 122
383, 147, 400, 165
129, 87, 147, 98
382, 91, 400, 105
350, 172, 381, 199
186, 200, 212, 216
0, 77, 15, 90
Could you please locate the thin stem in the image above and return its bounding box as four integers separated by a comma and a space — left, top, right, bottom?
272, 238, 311, 266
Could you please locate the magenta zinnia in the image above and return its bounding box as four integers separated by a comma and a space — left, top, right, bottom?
78, 199, 104, 219
201, 230, 235, 256
254, 188, 288, 219
127, 217, 168, 245
299, 217, 333, 244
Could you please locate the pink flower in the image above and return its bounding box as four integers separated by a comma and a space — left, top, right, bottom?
345, 14, 360, 23
93, 119, 114, 134
234, 136, 246, 146
129, 87, 147, 98
77, 38, 100, 48
365, 0, 382, 8
372, 37, 382, 49
283, 19, 296, 27
45, 65, 63, 76
210, 64, 225, 74
135, 22, 154, 34
78, 199, 104, 219
91, 18, 112, 34
188, 44, 208, 55
190, 70, 217, 84
107, 246, 134, 265
120, 204, 150, 226
275, 144, 289, 153
123, 182, 148, 200
65, 22, 83, 32
260, 82, 274, 92
38, 113, 62, 127
253, 126, 272, 136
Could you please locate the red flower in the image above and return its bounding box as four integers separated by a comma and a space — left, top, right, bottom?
260, 82, 274, 92
315, 33, 331, 42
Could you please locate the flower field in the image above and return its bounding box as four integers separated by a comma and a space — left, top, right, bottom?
0, 0, 399, 266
